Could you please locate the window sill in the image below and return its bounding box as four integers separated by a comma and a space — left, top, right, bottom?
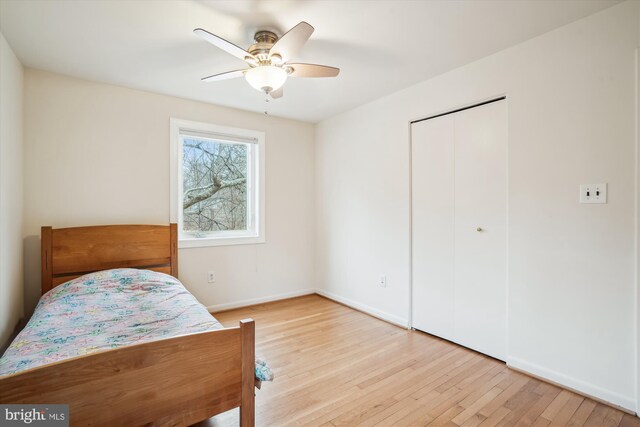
178, 235, 266, 249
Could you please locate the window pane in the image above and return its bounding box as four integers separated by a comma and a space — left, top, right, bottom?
182, 137, 249, 233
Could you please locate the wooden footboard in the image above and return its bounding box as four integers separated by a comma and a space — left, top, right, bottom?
0, 319, 255, 426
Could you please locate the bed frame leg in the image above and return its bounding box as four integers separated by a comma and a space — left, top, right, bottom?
240, 319, 255, 427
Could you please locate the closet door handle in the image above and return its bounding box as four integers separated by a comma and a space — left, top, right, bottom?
476, 227, 483, 232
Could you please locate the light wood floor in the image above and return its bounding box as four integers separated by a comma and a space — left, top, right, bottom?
200, 294, 638, 427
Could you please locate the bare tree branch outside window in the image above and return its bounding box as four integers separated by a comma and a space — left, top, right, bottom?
182, 138, 248, 233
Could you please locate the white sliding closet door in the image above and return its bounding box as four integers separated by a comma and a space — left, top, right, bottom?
411, 99, 507, 361
411, 114, 455, 340
452, 100, 507, 360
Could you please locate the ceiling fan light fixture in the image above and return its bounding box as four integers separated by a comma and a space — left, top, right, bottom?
196, 22, 340, 99
245, 65, 288, 93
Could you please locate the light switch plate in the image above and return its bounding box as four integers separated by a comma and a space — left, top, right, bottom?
580, 183, 607, 204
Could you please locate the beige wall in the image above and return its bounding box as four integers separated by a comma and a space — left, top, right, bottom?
316, 1, 638, 411
0, 32, 24, 346
23, 69, 315, 313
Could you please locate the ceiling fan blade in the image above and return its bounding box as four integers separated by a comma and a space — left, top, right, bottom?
270, 87, 283, 99
287, 63, 340, 78
194, 28, 255, 62
201, 69, 247, 82
269, 22, 314, 63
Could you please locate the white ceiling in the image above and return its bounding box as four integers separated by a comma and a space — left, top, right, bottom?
0, 0, 619, 123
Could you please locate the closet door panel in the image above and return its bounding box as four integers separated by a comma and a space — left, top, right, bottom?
453, 100, 507, 360
411, 115, 455, 339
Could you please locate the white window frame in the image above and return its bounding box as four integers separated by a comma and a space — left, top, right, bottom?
170, 118, 265, 248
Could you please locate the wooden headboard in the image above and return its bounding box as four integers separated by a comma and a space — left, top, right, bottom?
41, 224, 178, 295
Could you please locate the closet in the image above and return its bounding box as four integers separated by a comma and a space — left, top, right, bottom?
411, 98, 507, 361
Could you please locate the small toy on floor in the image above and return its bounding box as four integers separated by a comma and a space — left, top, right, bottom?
255, 357, 274, 389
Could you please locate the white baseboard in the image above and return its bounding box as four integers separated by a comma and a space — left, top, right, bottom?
507, 356, 636, 414
206, 288, 316, 312
206, 288, 408, 328
315, 289, 409, 328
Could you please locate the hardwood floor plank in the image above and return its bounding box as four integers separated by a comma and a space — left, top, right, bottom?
382, 386, 461, 426
619, 414, 640, 427
583, 404, 624, 427
396, 367, 506, 426
512, 384, 561, 427
543, 392, 584, 426
476, 376, 530, 419
452, 386, 507, 426
477, 406, 511, 427
567, 399, 598, 427
199, 295, 637, 427
356, 396, 421, 427
531, 417, 551, 427
329, 396, 398, 426
451, 386, 504, 426
540, 390, 573, 421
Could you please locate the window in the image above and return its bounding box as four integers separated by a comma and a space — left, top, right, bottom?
170, 119, 265, 248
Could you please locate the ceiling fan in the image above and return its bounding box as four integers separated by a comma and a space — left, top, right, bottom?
194, 22, 340, 99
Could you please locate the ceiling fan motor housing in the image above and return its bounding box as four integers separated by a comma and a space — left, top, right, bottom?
249, 30, 278, 63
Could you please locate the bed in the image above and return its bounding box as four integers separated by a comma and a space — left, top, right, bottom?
0, 224, 256, 426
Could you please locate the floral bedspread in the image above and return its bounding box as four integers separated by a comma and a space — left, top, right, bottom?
0, 268, 273, 384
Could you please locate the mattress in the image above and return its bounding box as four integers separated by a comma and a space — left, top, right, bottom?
0, 268, 224, 376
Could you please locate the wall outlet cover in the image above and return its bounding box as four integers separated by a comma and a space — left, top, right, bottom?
379, 274, 387, 288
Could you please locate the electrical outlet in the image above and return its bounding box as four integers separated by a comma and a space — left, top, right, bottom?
207, 271, 216, 283
579, 183, 607, 204
379, 274, 387, 288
